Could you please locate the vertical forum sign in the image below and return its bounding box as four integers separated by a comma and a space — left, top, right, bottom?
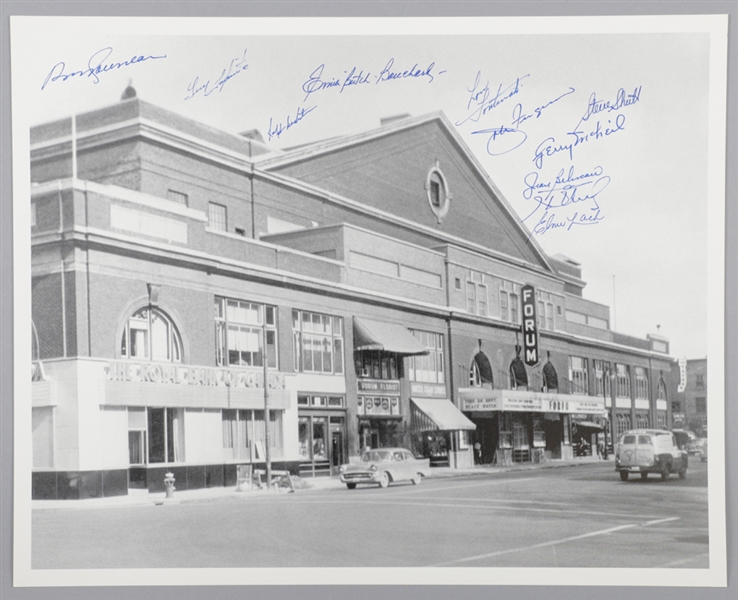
521, 285, 539, 367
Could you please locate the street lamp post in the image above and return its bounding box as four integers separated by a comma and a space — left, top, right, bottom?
263, 321, 271, 488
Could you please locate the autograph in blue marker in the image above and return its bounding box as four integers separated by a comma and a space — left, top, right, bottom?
185, 49, 249, 100
574, 86, 642, 130
268, 105, 317, 141
521, 165, 611, 238
41, 47, 167, 90
301, 59, 444, 102
533, 114, 626, 169
467, 85, 576, 156
455, 72, 531, 127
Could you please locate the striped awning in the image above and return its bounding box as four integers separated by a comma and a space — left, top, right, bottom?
411, 398, 476, 432
353, 317, 429, 356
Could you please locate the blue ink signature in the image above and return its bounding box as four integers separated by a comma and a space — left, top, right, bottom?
470, 87, 575, 156
302, 60, 444, 102
574, 86, 641, 129
521, 165, 611, 223
510, 87, 576, 129
185, 49, 249, 100
267, 105, 317, 141
375, 58, 442, 85
471, 126, 528, 156
533, 114, 626, 169
455, 72, 530, 127
530, 208, 605, 237
41, 47, 167, 90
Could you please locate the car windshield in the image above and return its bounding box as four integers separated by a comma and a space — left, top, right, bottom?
362, 450, 392, 462
638, 435, 652, 444
622, 435, 636, 444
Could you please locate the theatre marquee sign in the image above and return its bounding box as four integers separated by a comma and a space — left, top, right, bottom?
461, 389, 606, 415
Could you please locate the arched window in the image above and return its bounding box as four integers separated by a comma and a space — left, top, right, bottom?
469, 352, 494, 389
657, 378, 667, 401
509, 347, 528, 390
121, 307, 182, 362
542, 361, 558, 392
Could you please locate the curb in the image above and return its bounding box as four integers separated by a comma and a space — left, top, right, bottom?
31, 459, 612, 509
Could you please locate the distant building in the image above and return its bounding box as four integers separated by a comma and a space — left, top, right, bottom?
675, 358, 708, 435
29, 90, 679, 499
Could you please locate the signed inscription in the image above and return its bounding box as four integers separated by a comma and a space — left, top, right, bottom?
42, 47, 167, 90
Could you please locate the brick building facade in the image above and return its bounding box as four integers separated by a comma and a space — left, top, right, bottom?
30, 90, 679, 499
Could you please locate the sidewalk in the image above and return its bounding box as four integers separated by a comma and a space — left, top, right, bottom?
31, 455, 612, 510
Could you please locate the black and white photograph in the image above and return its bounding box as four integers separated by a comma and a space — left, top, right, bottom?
8, 11, 729, 590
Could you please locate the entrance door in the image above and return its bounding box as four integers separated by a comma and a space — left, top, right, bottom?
331, 430, 344, 474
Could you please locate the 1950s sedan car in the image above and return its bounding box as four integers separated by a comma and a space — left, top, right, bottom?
339, 448, 432, 490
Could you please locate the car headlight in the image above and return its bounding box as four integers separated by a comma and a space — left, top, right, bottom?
339, 465, 346, 473
370, 464, 377, 471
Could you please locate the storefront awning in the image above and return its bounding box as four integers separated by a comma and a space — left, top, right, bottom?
573, 420, 605, 432
411, 398, 476, 431
353, 317, 429, 356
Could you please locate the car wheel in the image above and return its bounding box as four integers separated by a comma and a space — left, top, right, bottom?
412, 473, 422, 485
661, 467, 670, 481
619, 471, 629, 481
346, 483, 357, 490
378, 472, 390, 489
678, 468, 687, 480
641, 472, 648, 481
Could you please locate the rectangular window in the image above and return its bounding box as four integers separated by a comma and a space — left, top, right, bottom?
696, 397, 706, 414
634, 367, 649, 399
408, 330, 445, 384
696, 374, 705, 388
466, 281, 476, 313
615, 364, 631, 398
357, 351, 397, 380
671, 400, 682, 412
593, 360, 611, 398
499, 280, 521, 323
569, 356, 588, 395
215, 297, 277, 368
537, 292, 555, 330
167, 189, 188, 205
588, 316, 609, 330
148, 407, 185, 464
208, 202, 227, 231
222, 409, 251, 460
292, 310, 344, 375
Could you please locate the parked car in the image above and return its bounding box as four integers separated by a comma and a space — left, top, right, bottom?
686, 437, 707, 456
672, 429, 697, 450
698, 438, 708, 462
615, 429, 688, 481
339, 448, 432, 490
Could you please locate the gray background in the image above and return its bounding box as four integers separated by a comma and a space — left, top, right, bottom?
1, 1, 735, 599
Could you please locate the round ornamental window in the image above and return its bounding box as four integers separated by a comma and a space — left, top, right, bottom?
426, 164, 451, 223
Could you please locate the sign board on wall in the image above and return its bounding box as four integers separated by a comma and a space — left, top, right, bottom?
358, 379, 400, 395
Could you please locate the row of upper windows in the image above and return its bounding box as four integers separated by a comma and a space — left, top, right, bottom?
461, 274, 562, 330
569, 357, 664, 400
119, 300, 445, 384
117, 302, 655, 399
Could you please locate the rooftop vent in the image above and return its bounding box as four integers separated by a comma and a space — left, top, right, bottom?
239, 129, 264, 143
120, 81, 137, 101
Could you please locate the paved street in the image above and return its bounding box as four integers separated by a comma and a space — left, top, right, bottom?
32, 460, 709, 569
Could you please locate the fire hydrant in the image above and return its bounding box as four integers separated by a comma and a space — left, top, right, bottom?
164, 472, 176, 499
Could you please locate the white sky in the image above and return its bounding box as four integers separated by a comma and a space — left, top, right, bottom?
22, 27, 712, 360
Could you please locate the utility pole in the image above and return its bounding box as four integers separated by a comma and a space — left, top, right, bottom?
263, 320, 271, 488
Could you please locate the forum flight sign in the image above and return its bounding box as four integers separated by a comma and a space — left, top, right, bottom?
521, 285, 539, 367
